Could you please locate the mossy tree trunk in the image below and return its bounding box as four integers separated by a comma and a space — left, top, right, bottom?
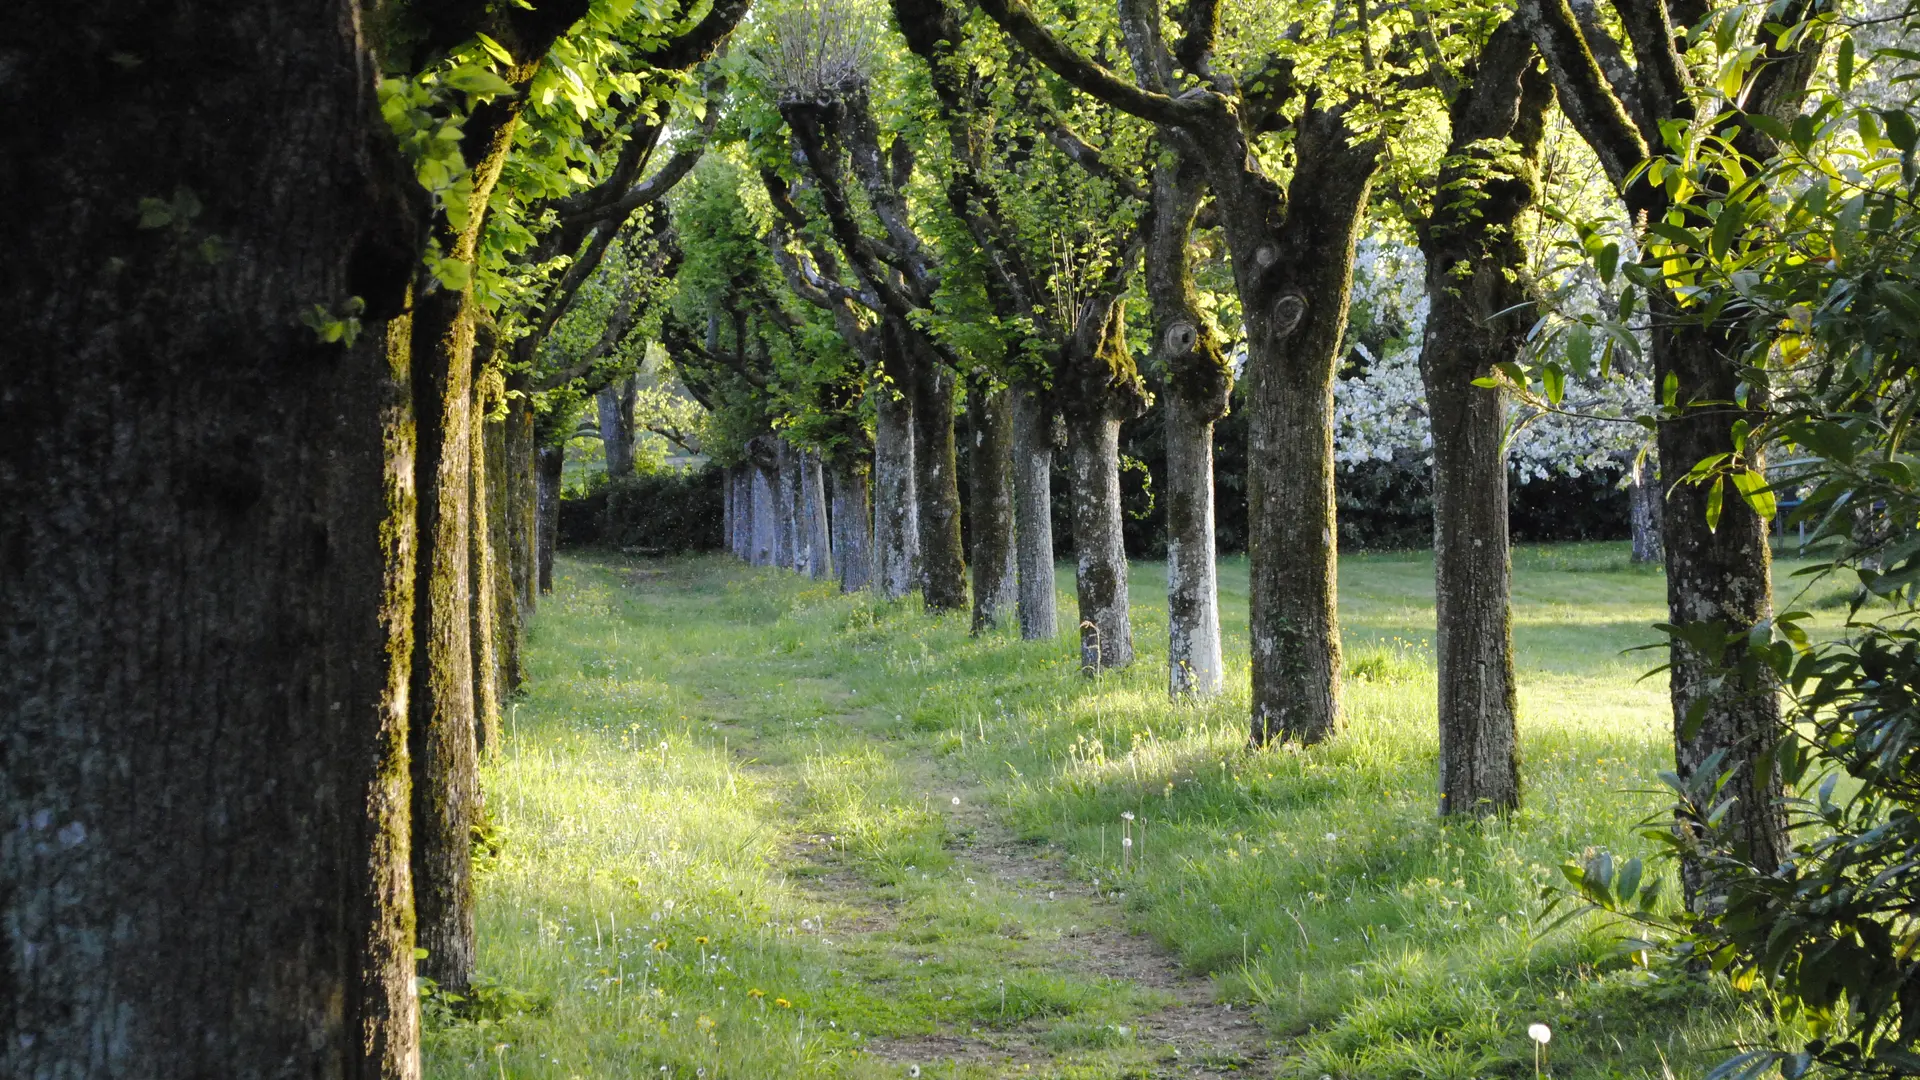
3, 1, 430, 1070
1144, 150, 1232, 697
969, 381, 1018, 633
506, 384, 539, 625
908, 337, 968, 612
1417, 21, 1550, 817
469, 369, 503, 761
1010, 385, 1059, 641
597, 376, 638, 480
833, 459, 874, 592
487, 409, 520, 696
873, 333, 920, 601
537, 445, 563, 594
803, 450, 835, 580
1230, 113, 1380, 745
1061, 299, 1149, 673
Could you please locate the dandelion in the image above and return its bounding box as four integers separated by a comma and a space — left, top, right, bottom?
695, 936, 709, 946
775, 997, 793, 1009
652, 939, 669, 951
748, 988, 766, 1000
909, 1067, 922, 1078
1121, 811, 1135, 821
1528, 1023, 1552, 1078
1325, 832, 1339, 842
951, 796, 961, 806
697, 1015, 715, 1032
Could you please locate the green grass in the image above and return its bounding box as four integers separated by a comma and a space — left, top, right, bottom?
424, 544, 1834, 1079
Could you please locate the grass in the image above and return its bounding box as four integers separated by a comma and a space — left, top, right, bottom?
424, 543, 1837, 1079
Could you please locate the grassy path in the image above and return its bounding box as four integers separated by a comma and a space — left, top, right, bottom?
424, 549, 1832, 1079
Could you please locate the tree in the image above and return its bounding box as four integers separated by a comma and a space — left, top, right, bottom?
1515, 0, 1828, 898
979, 0, 1384, 735
3, 0, 437, 1071
890, 0, 1151, 666
1407, 17, 1554, 815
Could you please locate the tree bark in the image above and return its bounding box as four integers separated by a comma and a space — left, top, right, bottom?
537, 445, 563, 594
1, 2, 425, 1070
1629, 455, 1665, 563
1657, 316, 1787, 904
487, 411, 522, 696
833, 459, 874, 591
1147, 150, 1232, 697
908, 339, 968, 611
597, 376, 638, 480
969, 382, 1018, 632
507, 388, 538, 623
470, 377, 503, 761
408, 282, 480, 996
749, 440, 780, 567
769, 439, 798, 572
1010, 385, 1059, 640
1233, 113, 1380, 745
873, 360, 920, 601
1060, 299, 1148, 672
802, 450, 835, 580
1067, 412, 1135, 671
1417, 22, 1548, 817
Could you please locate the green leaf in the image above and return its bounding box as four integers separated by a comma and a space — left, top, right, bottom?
445, 66, 516, 97
1884, 109, 1918, 153
1663, 372, 1680, 408
1731, 468, 1777, 519
474, 32, 516, 67
1837, 36, 1854, 93
1544, 361, 1567, 405
1615, 856, 1644, 904
1597, 242, 1620, 284
1706, 475, 1726, 533
1564, 325, 1594, 379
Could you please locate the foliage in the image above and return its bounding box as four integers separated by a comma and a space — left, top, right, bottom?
559, 467, 725, 554
1541, 2, 1920, 1072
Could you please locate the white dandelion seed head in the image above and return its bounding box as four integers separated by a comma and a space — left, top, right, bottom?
1528, 1023, 1552, 1044
1122, 811, 1135, 821
951, 796, 961, 806
1122, 837, 1133, 847
1325, 832, 1339, 841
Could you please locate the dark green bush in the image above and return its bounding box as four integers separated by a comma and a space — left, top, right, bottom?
558, 467, 722, 554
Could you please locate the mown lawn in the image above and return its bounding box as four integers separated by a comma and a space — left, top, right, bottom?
425, 544, 1836, 1079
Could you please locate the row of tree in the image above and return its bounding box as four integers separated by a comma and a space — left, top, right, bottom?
3, 0, 1878, 1069
627, 0, 1819, 867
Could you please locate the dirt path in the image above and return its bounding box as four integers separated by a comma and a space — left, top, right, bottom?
747, 741, 1273, 1079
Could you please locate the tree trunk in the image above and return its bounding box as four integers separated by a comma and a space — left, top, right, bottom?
487, 412, 521, 697
1010, 385, 1058, 640
1629, 456, 1665, 564
408, 277, 480, 997
908, 340, 968, 611
537, 446, 563, 594
750, 446, 780, 567
733, 466, 754, 560
1230, 112, 1379, 746
1148, 150, 1232, 698
802, 451, 834, 580
597, 376, 638, 481
833, 459, 874, 591
873, 376, 920, 600
1066, 412, 1134, 672
1656, 315, 1787, 906
969, 382, 1018, 632
507, 389, 538, 621
771, 440, 798, 572
2, 3, 424, 1070
1166, 392, 1225, 695
470, 379, 503, 761
1418, 22, 1545, 817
